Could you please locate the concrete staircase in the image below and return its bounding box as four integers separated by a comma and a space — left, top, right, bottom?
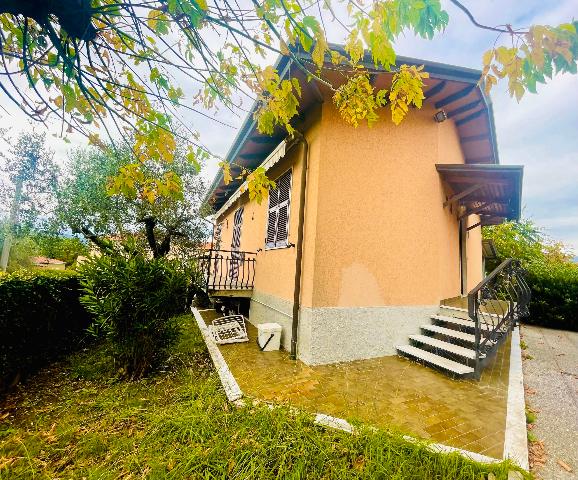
396, 304, 490, 379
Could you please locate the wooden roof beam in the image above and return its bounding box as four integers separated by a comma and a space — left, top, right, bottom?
459, 202, 489, 218
456, 109, 485, 126
443, 183, 483, 207
447, 100, 482, 119
435, 84, 476, 109
425, 80, 447, 98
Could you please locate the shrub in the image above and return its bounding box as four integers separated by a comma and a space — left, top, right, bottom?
523, 260, 578, 331
484, 220, 578, 331
78, 253, 189, 378
0, 270, 92, 392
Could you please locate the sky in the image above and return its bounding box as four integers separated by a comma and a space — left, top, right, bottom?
1, 0, 577, 251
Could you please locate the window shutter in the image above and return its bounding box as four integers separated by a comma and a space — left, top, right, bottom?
268, 185, 279, 209
278, 171, 291, 204
266, 210, 277, 245
276, 205, 289, 244
265, 169, 292, 248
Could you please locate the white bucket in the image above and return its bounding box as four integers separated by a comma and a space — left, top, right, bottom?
257, 323, 282, 351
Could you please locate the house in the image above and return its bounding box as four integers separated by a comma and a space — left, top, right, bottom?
202, 46, 529, 378
30, 256, 66, 270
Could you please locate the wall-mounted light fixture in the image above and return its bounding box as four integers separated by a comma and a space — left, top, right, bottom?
433, 110, 447, 123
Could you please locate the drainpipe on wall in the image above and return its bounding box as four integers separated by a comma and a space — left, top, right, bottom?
290, 132, 309, 360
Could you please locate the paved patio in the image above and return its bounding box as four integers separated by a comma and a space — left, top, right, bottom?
199, 310, 511, 459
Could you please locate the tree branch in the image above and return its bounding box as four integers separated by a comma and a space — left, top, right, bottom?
74, 226, 116, 254
448, 0, 528, 35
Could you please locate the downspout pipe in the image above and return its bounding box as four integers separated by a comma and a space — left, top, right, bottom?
290, 132, 309, 360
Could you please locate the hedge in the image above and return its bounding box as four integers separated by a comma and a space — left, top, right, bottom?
523, 260, 578, 332
0, 269, 92, 392
483, 220, 578, 332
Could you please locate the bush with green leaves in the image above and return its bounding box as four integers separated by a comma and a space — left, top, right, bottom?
484, 219, 578, 331
0, 270, 92, 391
79, 252, 189, 378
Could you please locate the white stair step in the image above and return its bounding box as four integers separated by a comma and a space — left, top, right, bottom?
432, 315, 492, 335
409, 335, 476, 359
431, 315, 475, 329
439, 305, 501, 320
438, 305, 471, 319
421, 324, 475, 343
396, 345, 474, 375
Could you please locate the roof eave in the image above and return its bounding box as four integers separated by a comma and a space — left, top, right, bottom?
205, 48, 500, 211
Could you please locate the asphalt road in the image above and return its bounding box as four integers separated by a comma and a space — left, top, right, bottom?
521, 325, 578, 479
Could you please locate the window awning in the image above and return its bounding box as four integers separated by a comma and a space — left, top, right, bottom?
212, 139, 288, 220
436, 164, 523, 226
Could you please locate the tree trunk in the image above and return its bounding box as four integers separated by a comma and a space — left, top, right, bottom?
140, 216, 172, 258
0, 179, 23, 272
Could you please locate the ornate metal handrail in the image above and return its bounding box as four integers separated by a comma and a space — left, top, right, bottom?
468, 258, 531, 376
198, 249, 257, 291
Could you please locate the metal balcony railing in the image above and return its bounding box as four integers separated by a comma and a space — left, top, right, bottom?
468, 258, 531, 376
199, 249, 257, 291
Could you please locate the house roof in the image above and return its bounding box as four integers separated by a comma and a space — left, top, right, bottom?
30, 256, 66, 265
436, 164, 523, 225
206, 45, 500, 213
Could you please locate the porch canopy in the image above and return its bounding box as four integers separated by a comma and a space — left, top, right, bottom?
436, 164, 523, 226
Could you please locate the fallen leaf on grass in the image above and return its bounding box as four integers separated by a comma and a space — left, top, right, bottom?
353, 455, 365, 471
557, 459, 573, 472
0, 457, 15, 470
42, 423, 57, 443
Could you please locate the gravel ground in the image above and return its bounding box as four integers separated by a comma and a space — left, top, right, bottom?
521, 325, 578, 479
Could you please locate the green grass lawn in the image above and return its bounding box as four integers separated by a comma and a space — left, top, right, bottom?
0, 314, 529, 479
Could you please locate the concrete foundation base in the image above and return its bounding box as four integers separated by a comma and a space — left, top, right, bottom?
248, 290, 437, 365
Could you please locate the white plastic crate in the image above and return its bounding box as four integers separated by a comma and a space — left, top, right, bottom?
208, 315, 248, 344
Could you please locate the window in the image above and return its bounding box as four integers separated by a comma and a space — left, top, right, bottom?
266, 170, 292, 249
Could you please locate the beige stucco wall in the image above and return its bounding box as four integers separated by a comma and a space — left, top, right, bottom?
215, 113, 323, 308
214, 104, 483, 307
309, 102, 473, 308
212, 101, 484, 361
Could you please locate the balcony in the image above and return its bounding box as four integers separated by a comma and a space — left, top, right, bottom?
199, 249, 257, 297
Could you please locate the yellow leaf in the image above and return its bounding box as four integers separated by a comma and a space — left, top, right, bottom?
220, 162, 233, 184
312, 31, 328, 69
482, 49, 494, 67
